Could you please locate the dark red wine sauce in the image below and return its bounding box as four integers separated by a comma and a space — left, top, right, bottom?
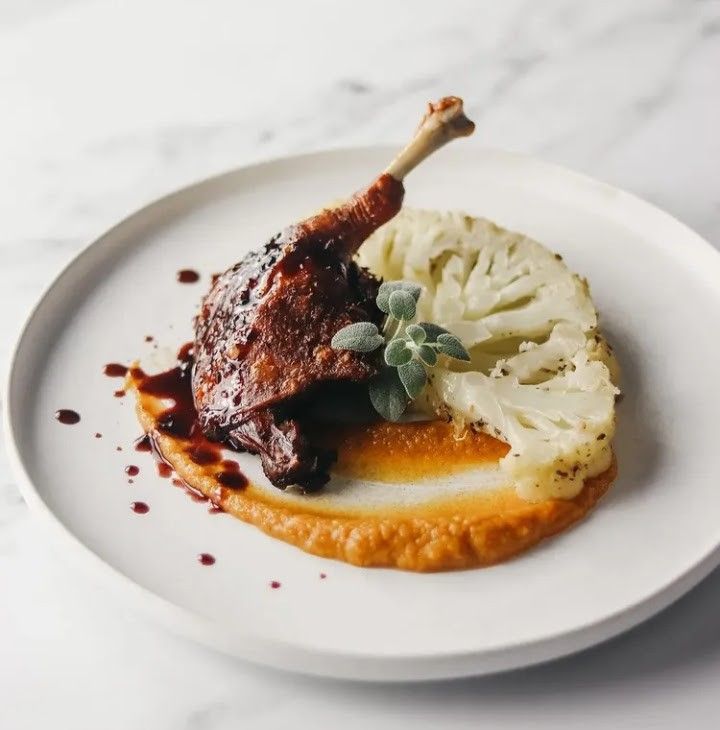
131, 360, 248, 497
134, 434, 152, 452
216, 470, 248, 489
157, 462, 172, 478
177, 269, 200, 283
103, 363, 128, 377
55, 409, 80, 425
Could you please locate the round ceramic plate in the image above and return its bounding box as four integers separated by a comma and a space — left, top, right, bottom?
5, 147, 720, 681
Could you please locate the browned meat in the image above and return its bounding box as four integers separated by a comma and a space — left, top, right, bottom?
192, 97, 475, 491
193, 177, 400, 489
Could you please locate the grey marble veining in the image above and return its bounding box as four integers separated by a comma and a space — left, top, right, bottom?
0, 0, 718, 727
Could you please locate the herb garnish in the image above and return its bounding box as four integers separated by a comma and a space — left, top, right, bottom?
330, 280, 470, 421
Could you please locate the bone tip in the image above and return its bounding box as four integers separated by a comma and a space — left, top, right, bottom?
422, 96, 475, 138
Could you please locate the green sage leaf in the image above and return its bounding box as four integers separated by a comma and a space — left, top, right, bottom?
398, 360, 427, 399
418, 344, 438, 366
384, 338, 412, 366
377, 281, 422, 314
331, 322, 384, 352
388, 289, 417, 321
417, 322, 451, 343
406, 323, 426, 345
368, 368, 408, 422
436, 333, 471, 361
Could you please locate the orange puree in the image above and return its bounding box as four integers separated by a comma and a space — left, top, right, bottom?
312, 420, 510, 482
129, 374, 615, 572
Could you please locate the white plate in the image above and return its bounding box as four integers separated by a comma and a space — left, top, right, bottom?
5, 147, 720, 681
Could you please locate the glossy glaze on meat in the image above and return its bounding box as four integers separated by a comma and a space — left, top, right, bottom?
192, 175, 403, 490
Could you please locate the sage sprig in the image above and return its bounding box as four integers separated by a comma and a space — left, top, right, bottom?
329, 321, 385, 352
330, 280, 471, 421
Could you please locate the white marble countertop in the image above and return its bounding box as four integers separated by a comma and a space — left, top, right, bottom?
1, 0, 719, 727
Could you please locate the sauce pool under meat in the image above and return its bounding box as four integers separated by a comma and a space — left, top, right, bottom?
130, 355, 248, 492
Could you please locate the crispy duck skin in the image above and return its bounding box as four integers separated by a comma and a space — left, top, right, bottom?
192, 97, 475, 491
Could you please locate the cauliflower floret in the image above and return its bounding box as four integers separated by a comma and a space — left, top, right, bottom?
361, 211, 597, 353
490, 322, 587, 383
358, 208, 619, 501
431, 349, 617, 500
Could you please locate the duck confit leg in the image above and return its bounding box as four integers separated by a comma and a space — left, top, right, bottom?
192, 97, 475, 491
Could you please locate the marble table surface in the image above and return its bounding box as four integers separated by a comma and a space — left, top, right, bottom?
1, 0, 718, 727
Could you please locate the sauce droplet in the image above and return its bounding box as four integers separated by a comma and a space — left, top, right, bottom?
94, 432, 102, 438
270, 581, 281, 589
113, 389, 125, 398
319, 573, 327, 580
177, 342, 194, 362
134, 434, 152, 452
55, 409, 80, 425
216, 471, 248, 489
125, 465, 139, 477
144, 335, 154, 343
131, 501, 149, 514
157, 462, 172, 478
198, 553, 216, 566
187, 444, 222, 466
103, 363, 128, 377
116, 446, 123, 451
177, 269, 200, 284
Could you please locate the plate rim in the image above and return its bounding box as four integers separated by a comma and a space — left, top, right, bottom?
5, 145, 720, 681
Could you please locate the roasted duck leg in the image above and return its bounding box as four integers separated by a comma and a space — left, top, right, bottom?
192, 97, 475, 491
